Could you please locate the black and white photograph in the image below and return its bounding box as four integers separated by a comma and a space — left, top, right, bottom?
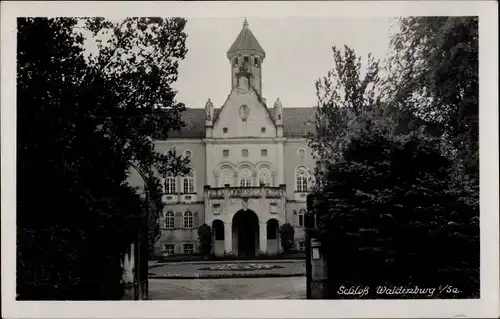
1, 1, 498, 318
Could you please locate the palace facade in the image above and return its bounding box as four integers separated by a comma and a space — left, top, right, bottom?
130, 19, 316, 257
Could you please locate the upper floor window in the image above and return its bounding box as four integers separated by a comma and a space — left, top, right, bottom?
182, 169, 195, 194
297, 148, 306, 159
164, 176, 176, 194
219, 167, 233, 187
296, 166, 309, 192
222, 149, 229, 157
223, 127, 228, 134
243, 56, 249, 63
184, 211, 193, 228
261, 149, 268, 157
242, 149, 249, 157
233, 57, 238, 67
239, 168, 252, 187
164, 211, 174, 229
184, 150, 192, 158
258, 167, 271, 186
261, 127, 266, 133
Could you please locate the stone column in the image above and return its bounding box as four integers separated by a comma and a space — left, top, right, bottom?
259, 220, 267, 254
224, 221, 232, 254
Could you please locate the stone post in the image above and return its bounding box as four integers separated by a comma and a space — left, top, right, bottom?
259, 220, 267, 254
310, 238, 328, 299
224, 221, 232, 254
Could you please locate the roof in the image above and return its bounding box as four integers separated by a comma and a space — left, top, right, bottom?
167, 107, 316, 139
227, 19, 265, 58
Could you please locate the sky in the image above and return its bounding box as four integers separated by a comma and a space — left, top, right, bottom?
173, 17, 395, 109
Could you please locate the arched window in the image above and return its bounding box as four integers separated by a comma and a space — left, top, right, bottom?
258, 167, 272, 186
219, 167, 233, 187
164, 211, 174, 229
184, 211, 193, 228
164, 176, 176, 194
239, 168, 252, 187
182, 169, 195, 194
296, 166, 309, 192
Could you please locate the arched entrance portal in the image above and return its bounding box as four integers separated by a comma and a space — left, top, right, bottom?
232, 210, 259, 257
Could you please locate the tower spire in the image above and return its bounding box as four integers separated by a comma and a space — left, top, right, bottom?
243, 17, 249, 29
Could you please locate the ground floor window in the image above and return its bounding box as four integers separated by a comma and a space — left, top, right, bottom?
163, 244, 175, 255
183, 243, 194, 254
298, 241, 305, 252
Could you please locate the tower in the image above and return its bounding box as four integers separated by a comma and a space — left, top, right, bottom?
227, 18, 266, 96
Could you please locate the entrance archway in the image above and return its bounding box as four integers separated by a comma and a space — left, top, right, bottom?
232, 210, 259, 257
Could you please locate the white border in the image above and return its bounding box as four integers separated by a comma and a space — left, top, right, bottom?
1, 1, 499, 318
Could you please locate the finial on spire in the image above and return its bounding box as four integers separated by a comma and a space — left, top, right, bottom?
243, 17, 249, 29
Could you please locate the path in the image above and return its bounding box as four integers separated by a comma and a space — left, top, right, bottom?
149, 276, 306, 300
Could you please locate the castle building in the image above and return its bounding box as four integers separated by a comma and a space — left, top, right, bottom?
135, 19, 316, 257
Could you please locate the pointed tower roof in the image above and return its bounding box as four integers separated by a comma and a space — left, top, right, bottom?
227, 18, 265, 59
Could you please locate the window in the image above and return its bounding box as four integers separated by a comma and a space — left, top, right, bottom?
258, 167, 271, 186
261, 149, 268, 157
239, 168, 252, 187
254, 57, 260, 67
298, 241, 305, 252
223, 127, 228, 133
244, 56, 249, 63
163, 244, 175, 255
183, 243, 194, 254
164, 176, 176, 194
261, 127, 266, 133
219, 167, 233, 187
164, 211, 174, 229
297, 148, 306, 158
184, 150, 192, 158
184, 211, 193, 228
298, 209, 305, 227
222, 149, 229, 157
182, 169, 194, 193
233, 57, 238, 67
296, 166, 309, 192
242, 149, 249, 157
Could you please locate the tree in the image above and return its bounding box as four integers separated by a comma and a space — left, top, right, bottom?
197, 224, 212, 256
308, 45, 381, 188
309, 35, 479, 299
384, 17, 478, 177
315, 110, 479, 298
279, 223, 295, 253
16, 17, 189, 300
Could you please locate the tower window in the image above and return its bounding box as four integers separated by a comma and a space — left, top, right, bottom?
243, 56, 249, 63
254, 57, 260, 67
233, 58, 238, 67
